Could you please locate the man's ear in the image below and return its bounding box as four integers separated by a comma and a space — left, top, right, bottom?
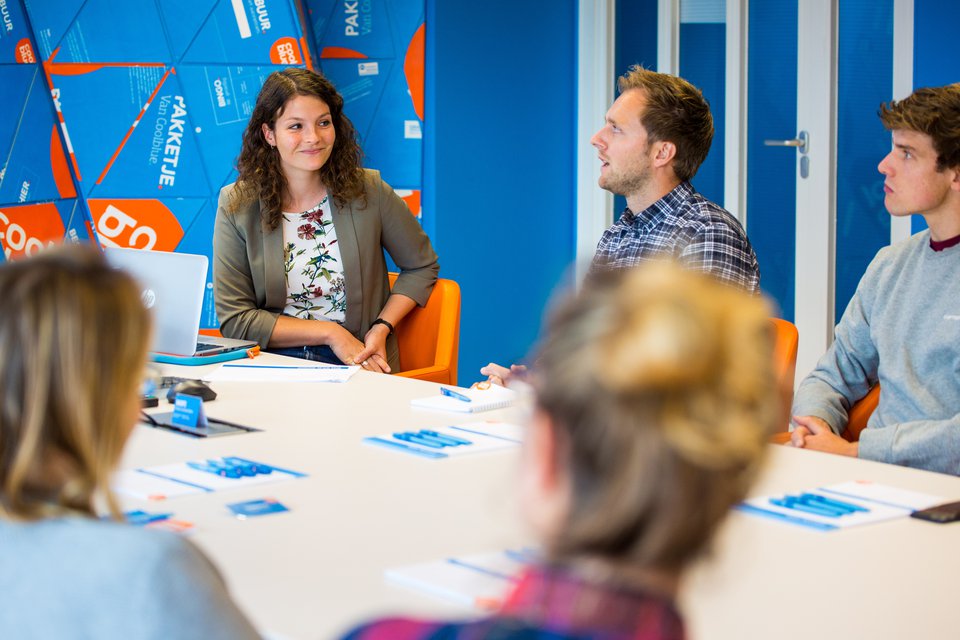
262, 123, 276, 147
652, 141, 677, 168
950, 166, 960, 192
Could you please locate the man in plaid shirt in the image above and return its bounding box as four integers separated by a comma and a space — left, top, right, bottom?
481, 67, 760, 387
589, 66, 760, 293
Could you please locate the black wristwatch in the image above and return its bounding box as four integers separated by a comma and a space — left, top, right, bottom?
371, 318, 394, 335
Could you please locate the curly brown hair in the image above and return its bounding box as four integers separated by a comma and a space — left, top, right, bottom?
617, 66, 714, 183
879, 84, 960, 172
228, 68, 366, 230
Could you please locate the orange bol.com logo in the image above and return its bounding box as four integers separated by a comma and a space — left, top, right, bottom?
90, 200, 184, 251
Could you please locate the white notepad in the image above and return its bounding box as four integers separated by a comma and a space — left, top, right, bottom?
410, 385, 517, 413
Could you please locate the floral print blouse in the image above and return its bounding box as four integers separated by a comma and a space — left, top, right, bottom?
282, 196, 346, 322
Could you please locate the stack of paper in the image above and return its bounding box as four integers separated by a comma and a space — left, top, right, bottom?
386, 548, 538, 610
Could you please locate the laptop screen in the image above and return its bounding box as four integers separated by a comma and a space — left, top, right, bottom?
104, 247, 208, 356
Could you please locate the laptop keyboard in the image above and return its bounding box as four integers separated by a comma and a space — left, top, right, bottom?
195, 342, 219, 352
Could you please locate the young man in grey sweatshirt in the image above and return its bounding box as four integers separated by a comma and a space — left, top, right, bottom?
789, 84, 960, 475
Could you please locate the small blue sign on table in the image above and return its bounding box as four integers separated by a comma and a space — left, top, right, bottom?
171, 394, 208, 429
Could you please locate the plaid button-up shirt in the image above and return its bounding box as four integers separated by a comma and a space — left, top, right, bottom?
343, 564, 685, 640
590, 181, 760, 294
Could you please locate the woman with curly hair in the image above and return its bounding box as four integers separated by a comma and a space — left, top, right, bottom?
214, 68, 438, 372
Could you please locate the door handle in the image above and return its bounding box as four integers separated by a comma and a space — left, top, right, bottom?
764, 130, 808, 154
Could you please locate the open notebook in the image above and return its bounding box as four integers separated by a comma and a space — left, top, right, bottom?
410, 385, 517, 413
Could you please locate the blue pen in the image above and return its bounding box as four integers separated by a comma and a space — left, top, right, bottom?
365, 436, 448, 459
736, 503, 839, 531
218, 457, 257, 476
205, 459, 243, 478
221, 364, 347, 370
394, 431, 447, 449
124, 510, 174, 526
223, 456, 273, 475
420, 429, 472, 446
408, 431, 458, 447
770, 497, 845, 518
187, 461, 240, 479
440, 387, 472, 402
802, 492, 869, 513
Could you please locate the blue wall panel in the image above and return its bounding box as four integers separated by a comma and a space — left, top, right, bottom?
613, 0, 658, 217
746, 0, 797, 320
835, 0, 893, 322
912, 0, 960, 234
679, 22, 725, 207
425, 0, 578, 383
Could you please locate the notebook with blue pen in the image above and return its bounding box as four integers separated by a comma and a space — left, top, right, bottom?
410, 385, 516, 413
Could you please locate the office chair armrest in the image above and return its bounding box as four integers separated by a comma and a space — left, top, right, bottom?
394, 365, 453, 385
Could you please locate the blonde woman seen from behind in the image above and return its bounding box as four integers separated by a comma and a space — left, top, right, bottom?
345, 261, 779, 640
0, 247, 259, 639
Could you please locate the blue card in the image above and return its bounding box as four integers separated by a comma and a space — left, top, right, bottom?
171, 393, 208, 429
227, 498, 289, 518
122, 510, 174, 526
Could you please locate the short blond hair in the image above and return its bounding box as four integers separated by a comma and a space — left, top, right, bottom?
532, 261, 777, 571
0, 246, 151, 520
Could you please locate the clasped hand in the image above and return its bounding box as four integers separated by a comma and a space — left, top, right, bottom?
789, 415, 858, 457
328, 323, 391, 373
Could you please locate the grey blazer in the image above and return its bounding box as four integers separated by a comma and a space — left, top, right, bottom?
213, 169, 439, 370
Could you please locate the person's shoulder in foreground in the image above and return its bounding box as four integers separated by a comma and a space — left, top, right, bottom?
0, 514, 260, 639
342, 564, 683, 640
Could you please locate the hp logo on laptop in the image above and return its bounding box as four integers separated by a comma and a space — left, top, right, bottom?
141, 288, 157, 309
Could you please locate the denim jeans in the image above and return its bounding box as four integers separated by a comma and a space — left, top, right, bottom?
266, 345, 344, 365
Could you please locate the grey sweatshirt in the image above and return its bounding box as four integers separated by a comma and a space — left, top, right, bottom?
792, 230, 960, 475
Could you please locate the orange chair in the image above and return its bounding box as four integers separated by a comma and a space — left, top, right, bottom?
841, 384, 880, 442
770, 317, 799, 406
388, 273, 461, 385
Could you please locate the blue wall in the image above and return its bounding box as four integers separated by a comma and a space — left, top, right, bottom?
912, 0, 959, 234
746, 0, 797, 321
424, 1, 578, 383
614, 0, 658, 217
835, 0, 893, 322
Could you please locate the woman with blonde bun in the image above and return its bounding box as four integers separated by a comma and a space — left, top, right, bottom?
345, 260, 779, 640
0, 246, 259, 638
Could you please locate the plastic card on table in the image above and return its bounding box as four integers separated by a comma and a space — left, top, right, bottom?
363, 426, 521, 460
204, 363, 360, 383
172, 394, 207, 428
386, 548, 537, 611
112, 457, 307, 500
737, 481, 945, 532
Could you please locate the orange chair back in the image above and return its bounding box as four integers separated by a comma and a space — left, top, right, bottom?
388, 273, 461, 385
770, 317, 799, 409
842, 384, 880, 442
770, 318, 799, 389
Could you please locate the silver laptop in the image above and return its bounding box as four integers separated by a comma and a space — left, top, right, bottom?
104, 247, 258, 357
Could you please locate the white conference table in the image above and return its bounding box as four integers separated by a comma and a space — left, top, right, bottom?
123, 354, 960, 640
